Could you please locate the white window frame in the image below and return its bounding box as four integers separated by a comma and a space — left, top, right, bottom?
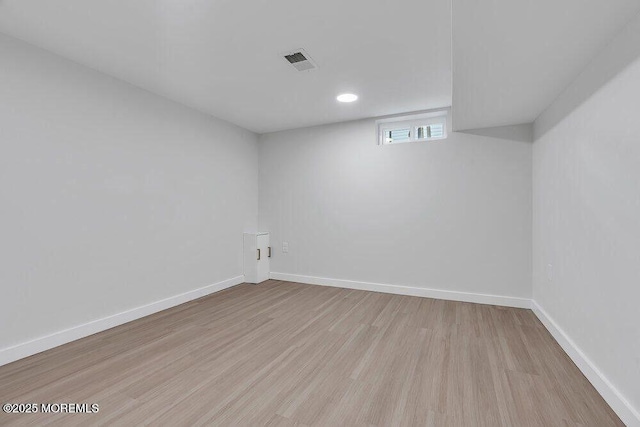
377, 111, 448, 145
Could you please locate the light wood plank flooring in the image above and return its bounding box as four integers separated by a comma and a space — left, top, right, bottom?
0, 280, 623, 426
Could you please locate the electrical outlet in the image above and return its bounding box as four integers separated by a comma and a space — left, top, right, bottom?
546, 263, 554, 282
282, 242, 289, 253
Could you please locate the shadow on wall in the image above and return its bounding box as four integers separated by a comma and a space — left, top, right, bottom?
458, 123, 534, 143
534, 12, 640, 139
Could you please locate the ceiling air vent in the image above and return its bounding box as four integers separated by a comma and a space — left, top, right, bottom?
282, 49, 317, 72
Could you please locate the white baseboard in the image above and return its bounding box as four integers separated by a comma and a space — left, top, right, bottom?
269, 272, 531, 309
0, 275, 244, 368
532, 301, 640, 427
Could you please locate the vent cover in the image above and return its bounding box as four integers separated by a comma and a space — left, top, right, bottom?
282, 49, 317, 72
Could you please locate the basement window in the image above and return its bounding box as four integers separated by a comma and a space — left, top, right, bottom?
377, 111, 448, 145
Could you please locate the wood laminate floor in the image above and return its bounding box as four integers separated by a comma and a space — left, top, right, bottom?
0, 280, 623, 426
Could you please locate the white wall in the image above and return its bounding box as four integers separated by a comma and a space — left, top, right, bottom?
0, 35, 258, 353
533, 13, 640, 423
259, 116, 532, 300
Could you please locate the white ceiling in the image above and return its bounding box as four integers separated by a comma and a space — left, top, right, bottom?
452, 0, 640, 131
1, 1, 639, 134
0, 0, 452, 134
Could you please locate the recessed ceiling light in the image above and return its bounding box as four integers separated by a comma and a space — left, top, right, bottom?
337, 93, 358, 103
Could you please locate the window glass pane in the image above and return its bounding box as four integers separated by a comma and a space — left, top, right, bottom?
416, 123, 445, 139
385, 128, 411, 144
430, 123, 444, 138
